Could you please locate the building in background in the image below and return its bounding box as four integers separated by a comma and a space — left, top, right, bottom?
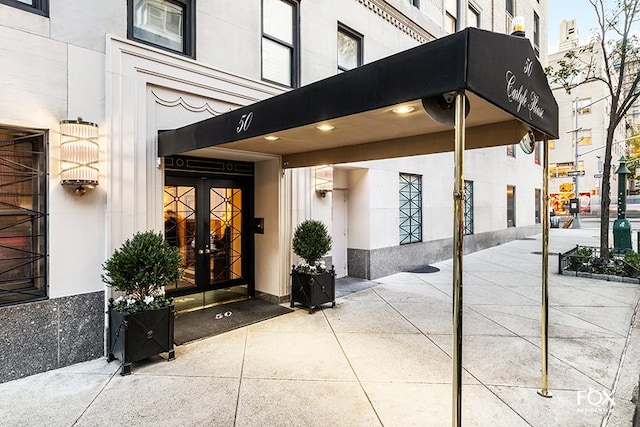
0, 0, 547, 382
548, 20, 626, 216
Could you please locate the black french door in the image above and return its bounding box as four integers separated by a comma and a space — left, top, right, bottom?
163, 173, 254, 300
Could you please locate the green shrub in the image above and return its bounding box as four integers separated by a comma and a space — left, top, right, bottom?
292, 219, 332, 266
623, 251, 640, 269
102, 231, 182, 313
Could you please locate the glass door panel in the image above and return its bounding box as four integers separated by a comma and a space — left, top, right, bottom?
209, 187, 243, 284
163, 185, 197, 292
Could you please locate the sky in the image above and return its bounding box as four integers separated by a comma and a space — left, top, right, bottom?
547, 1, 599, 52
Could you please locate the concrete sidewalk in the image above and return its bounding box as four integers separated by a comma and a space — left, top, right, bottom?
1, 228, 639, 426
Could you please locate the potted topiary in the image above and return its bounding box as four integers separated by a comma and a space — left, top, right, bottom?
102, 230, 182, 375
290, 219, 335, 313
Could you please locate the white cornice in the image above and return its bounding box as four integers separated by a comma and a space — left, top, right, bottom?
355, 0, 435, 44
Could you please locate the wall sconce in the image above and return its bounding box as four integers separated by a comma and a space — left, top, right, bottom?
314, 165, 333, 198
60, 117, 99, 196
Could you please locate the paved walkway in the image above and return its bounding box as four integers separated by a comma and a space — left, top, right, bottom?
1, 228, 640, 426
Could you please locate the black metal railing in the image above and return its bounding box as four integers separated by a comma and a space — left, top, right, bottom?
559, 245, 640, 278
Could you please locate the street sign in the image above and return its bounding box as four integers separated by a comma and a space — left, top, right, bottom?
567, 170, 586, 177
594, 173, 603, 178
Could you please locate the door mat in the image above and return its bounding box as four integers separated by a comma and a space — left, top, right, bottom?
174, 298, 292, 345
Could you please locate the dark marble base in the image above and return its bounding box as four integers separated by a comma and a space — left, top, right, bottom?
0, 291, 104, 384
348, 225, 540, 279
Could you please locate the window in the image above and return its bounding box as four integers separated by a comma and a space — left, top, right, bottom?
576, 98, 592, 114
0, 0, 48, 16
574, 129, 592, 146
468, 5, 480, 28
446, 13, 456, 34
399, 173, 422, 244
0, 127, 47, 306
533, 12, 540, 49
507, 144, 516, 157
464, 180, 474, 235
129, 0, 195, 57
534, 141, 540, 165
535, 189, 541, 224
262, 0, 299, 88
505, 0, 514, 33
506, 0, 514, 16
507, 185, 516, 227
337, 25, 362, 73
408, 0, 420, 8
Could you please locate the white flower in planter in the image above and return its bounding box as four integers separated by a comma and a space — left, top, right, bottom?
143, 295, 154, 305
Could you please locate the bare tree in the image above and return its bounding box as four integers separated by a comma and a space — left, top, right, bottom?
546, 0, 640, 255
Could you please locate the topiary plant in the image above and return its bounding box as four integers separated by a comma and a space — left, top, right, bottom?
102, 231, 182, 313
292, 219, 332, 270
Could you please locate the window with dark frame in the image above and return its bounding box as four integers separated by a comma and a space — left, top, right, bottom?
0, 0, 48, 16
399, 173, 422, 245
507, 144, 516, 157
507, 185, 516, 227
262, 0, 299, 88
337, 24, 362, 73
409, 0, 420, 8
464, 180, 474, 235
0, 127, 47, 307
128, 0, 195, 57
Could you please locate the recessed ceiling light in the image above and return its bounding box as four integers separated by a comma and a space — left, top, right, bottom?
264, 135, 279, 141
392, 106, 415, 114
316, 124, 335, 131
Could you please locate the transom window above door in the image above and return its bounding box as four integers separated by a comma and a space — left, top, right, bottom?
128, 0, 195, 57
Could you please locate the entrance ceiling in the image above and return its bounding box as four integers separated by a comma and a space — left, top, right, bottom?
158, 28, 558, 168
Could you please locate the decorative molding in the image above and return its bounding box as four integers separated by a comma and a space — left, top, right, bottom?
151, 90, 230, 116
355, 0, 434, 44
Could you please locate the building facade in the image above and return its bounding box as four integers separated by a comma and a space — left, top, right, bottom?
548, 20, 626, 216
0, 0, 547, 382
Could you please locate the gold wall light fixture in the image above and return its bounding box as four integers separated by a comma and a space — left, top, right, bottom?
60, 117, 99, 196
314, 165, 333, 198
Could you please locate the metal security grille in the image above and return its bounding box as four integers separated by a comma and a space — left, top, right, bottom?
464, 180, 474, 235
0, 127, 47, 306
399, 173, 422, 244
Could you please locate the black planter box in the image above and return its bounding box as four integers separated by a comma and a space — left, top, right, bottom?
107, 301, 176, 375
290, 268, 336, 313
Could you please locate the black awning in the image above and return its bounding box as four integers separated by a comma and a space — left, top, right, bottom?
158, 27, 558, 167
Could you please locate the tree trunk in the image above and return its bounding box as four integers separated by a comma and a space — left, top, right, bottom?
600, 125, 617, 258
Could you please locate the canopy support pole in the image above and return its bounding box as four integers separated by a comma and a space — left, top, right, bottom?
452, 91, 466, 427
538, 135, 552, 398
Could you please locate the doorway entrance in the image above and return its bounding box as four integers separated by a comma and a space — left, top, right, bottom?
163, 156, 254, 312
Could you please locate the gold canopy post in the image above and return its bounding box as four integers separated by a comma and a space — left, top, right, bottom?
538, 135, 552, 398
452, 91, 466, 427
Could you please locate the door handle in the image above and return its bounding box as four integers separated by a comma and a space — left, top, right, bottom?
198, 249, 204, 255
204, 248, 211, 254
